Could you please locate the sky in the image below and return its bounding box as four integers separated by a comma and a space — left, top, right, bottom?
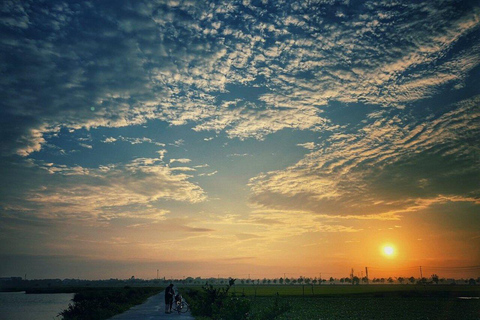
0, 0, 479, 281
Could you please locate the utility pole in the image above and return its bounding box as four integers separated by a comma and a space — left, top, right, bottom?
365, 267, 369, 284
419, 266, 423, 279
319, 273, 321, 285
157, 269, 159, 280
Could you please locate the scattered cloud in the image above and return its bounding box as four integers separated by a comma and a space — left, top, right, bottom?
3, 157, 206, 222
249, 95, 480, 217
297, 142, 316, 150
102, 137, 117, 143
2, 1, 478, 157
170, 158, 192, 164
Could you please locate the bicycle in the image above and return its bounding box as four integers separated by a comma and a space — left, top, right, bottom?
172, 295, 189, 314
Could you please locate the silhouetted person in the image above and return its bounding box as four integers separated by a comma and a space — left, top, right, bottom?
165, 283, 174, 313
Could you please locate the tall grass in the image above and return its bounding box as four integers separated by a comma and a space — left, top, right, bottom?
59, 286, 162, 320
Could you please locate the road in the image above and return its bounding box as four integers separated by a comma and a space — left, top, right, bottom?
108, 291, 194, 320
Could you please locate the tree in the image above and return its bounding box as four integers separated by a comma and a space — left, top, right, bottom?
312, 279, 318, 285
352, 276, 360, 285
279, 278, 283, 285
387, 277, 394, 284
397, 277, 405, 284
285, 278, 290, 285
409, 277, 416, 284
431, 274, 439, 284
329, 277, 335, 284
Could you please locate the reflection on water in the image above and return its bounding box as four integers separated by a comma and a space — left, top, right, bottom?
0, 291, 74, 320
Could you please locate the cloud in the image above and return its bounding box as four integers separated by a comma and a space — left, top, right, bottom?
198, 171, 218, 177
1, 156, 206, 221
170, 158, 192, 164
102, 137, 117, 143
79, 143, 92, 149
297, 142, 316, 150
249, 95, 480, 216
2, 0, 478, 157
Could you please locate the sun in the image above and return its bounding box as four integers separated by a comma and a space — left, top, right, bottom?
382, 245, 396, 257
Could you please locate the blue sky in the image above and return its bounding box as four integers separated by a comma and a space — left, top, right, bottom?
1, 0, 479, 279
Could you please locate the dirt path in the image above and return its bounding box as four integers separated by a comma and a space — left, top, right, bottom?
108, 291, 194, 320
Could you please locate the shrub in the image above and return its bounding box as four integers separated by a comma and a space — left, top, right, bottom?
186, 279, 251, 320
59, 287, 161, 320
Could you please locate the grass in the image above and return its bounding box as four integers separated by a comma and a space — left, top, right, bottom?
251, 296, 480, 320
183, 284, 479, 319
59, 286, 162, 320
227, 284, 480, 297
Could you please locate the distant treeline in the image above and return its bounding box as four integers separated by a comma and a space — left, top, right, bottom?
1, 275, 479, 292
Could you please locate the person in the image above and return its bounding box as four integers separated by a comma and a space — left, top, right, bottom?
164, 283, 175, 313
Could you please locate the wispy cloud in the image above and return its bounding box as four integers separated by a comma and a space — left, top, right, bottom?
7, 157, 206, 221
249, 95, 480, 216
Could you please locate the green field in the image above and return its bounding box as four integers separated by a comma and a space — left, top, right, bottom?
227, 284, 480, 297
183, 284, 480, 319
251, 296, 480, 320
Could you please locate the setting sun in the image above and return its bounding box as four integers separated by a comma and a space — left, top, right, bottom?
382, 245, 395, 257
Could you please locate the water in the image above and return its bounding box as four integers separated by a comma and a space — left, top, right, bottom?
0, 291, 74, 320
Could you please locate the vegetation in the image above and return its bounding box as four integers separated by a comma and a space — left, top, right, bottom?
184, 279, 252, 320
184, 281, 292, 320
184, 283, 479, 319
59, 286, 161, 320
251, 295, 480, 320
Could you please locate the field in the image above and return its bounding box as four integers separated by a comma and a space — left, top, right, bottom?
251, 295, 479, 320
183, 284, 480, 319
228, 283, 480, 297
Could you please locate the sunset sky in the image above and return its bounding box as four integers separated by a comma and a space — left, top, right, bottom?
1, 0, 479, 280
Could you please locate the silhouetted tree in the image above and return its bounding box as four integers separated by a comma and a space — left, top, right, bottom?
329, 277, 335, 284
409, 277, 416, 284
387, 277, 394, 284
431, 274, 439, 284
397, 277, 405, 284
